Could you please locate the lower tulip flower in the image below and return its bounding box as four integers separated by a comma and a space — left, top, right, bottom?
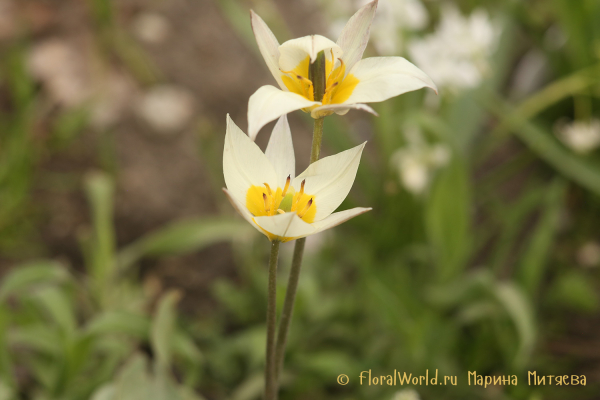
223, 114, 371, 242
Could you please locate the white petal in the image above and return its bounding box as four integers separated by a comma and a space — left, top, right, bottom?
293, 142, 366, 221
253, 212, 316, 242
223, 115, 278, 205
311, 103, 378, 119
222, 188, 264, 236
279, 35, 343, 71
344, 57, 438, 105
336, 0, 378, 72
264, 115, 295, 186
250, 10, 285, 90
312, 207, 372, 234
247, 85, 318, 140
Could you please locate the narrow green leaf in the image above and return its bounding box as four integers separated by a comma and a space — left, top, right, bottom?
425, 159, 471, 280
118, 217, 253, 271
151, 291, 181, 370
518, 179, 566, 294
84, 172, 116, 291
84, 311, 150, 339
0, 261, 69, 302
493, 283, 536, 369
488, 96, 600, 196
30, 286, 77, 336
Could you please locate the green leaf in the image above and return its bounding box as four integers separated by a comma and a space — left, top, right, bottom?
518, 179, 566, 294
493, 283, 536, 369
550, 271, 599, 312
84, 311, 150, 339
114, 354, 152, 400
8, 325, 63, 356
425, 158, 471, 280
0, 380, 13, 400
90, 384, 116, 400
30, 286, 77, 336
151, 291, 181, 370
487, 95, 600, 196
84, 172, 116, 291
0, 261, 69, 302
118, 217, 253, 271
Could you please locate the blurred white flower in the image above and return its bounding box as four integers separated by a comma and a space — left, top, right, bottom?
326, 0, 428, 55
391, 127, 450, 195
409, 5, 501, 92
555, 119, 600, 154
392, 388, 421, 400
135, 85, 196, 133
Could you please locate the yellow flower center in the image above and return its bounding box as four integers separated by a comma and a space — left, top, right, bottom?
246, 177, 317, 223
280, 51, 359, 109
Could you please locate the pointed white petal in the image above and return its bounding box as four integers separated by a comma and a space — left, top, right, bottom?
264, 115, 295, 186
279, 35, 343, 71
253, 212, 316, 241
336, 0, 378, 72
343, 57, 438, 105
293, 142, 366, 221
311, 103, 378, 119
223, 115, 278, 205
248, 85, 318, 140
250, 10, 285, 90
312, 207, 372, 233
223, 188, 265, 236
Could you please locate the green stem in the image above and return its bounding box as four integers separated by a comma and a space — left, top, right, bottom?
274, 116, 324, 379
271, 49, 326, 394
274, 236, 305, 378
265, 240, 280, 400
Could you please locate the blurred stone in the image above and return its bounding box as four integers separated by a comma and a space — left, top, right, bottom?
91, 72, 137, 129
132, 12, 170, 44
0, 0, 16, 40
28, 38, 91, 107
135, 85, 196, 134
577, 242, 600, 268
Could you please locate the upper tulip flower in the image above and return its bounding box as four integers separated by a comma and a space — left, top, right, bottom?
247, 0, 438, 140
223, 114, 371, 242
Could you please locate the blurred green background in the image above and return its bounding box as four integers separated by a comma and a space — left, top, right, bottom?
0, 0, 599, 399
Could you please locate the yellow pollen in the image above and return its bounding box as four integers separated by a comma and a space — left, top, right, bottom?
246, 180, 317, 223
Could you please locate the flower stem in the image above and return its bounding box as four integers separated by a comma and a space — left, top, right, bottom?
265, 240, 280, 400
272, 50, 326, 394
274, 115, 324, 379
274, 235, 305, 378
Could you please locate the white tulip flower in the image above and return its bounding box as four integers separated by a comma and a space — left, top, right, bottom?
247, 0, 437, 139
223, 115, 371, 242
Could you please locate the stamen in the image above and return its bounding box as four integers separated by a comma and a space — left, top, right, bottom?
281, 175, 291, 197
264, 183, 273, 196
299, 180, 305, 197
276, 209, 285, 214
297, 198, 313, 218
263, 193, 269, 212
323, 82, 339, 104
